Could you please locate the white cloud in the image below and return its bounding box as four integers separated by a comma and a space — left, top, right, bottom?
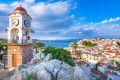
0, 32, 7, 39
90, 22, 93, 25
79, 17, 86, 20
0, 0, 76, 39
30, 1, 70, 17
92, 17, 120, 27
101, 19, 108, 23
24, 0, 35, 3
109, 17, 120, 22
10, 2, 19, 7
78, 32, 82, 34
0, 4, 11, 12
84, 25, 88, 27
101, 17, 120, 24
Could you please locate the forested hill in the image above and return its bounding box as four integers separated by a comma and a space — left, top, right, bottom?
0, 38, 7, 41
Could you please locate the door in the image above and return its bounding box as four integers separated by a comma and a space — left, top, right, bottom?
12, 54, 17, 67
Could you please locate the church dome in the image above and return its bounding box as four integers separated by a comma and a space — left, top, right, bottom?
14, 6, 27, 13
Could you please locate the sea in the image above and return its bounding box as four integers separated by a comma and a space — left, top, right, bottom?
39, 39, 82, 48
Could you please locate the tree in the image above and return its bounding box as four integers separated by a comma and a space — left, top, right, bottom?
116, 42, 120, 46
82, 41, 97, 47
71, 41, 78, 47
71, 41, 79, 53
37, 42, 45, 48
115, 61, 120, 71
93, 43, 97, 46
32, 41, 45, 49
42, 46, 74, 66
0, 41, 7, 54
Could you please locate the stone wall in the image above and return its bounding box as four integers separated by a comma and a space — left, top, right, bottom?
7, 45, 22, 69
22, 45, 33, 64
7, 44, 33, 69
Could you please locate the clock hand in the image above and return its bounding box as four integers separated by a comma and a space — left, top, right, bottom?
13, 22, 16, 24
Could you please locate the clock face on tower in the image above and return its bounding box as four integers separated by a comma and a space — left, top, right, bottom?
24, 20, 30, 27
12, 19, 19, 26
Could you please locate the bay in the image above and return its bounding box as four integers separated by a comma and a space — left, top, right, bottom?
39, 39, 82, 48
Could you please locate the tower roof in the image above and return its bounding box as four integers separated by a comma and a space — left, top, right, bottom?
14, 6, 27, 13
9, 5, 32, 20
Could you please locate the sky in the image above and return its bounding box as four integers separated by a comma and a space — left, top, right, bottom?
0, 0, 120, 40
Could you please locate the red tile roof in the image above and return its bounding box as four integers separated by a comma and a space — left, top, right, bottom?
87, 64, 90, 67
14, 6, 27, 13
105, 71, 112, 75
92, 71, 100, 75
107, 66, 117, 71
77, 61, 86, 66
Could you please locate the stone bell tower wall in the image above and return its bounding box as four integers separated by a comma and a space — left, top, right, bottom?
7, 45, 22, 69
22, 44, 33, 64
7, 44, 33, 69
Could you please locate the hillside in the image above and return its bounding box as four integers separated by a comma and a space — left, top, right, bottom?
1, 52, 90, 80
0, 38, 7, 41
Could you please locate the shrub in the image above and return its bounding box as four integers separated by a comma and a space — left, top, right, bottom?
33, 41, 45, 49
42, 46, 75, 66
115, 61, 120, 71
116, 42, 120, 46
25, 73, 37, 80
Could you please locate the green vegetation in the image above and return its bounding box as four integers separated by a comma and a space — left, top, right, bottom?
0, 40, 7, 54
76, 51, 82, 59
42, 46, 74, 66
70, 41, 79, 54
116, 42, 120, 46
70, 41, 78, 47
25, 73, 36, 80
33, 41, 45, 49
82, 41, 97, 47
0, 38, 7, 41
0, 40, 7, 59
115, 61, 120, 71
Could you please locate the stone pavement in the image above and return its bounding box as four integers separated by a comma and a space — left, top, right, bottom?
0, 69, 9, 78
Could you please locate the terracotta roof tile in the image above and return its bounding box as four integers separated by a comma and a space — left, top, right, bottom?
92, 71, 100, 75
14, 6, 27, 13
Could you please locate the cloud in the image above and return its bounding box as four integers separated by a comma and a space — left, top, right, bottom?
30, 1, 70, 17
79, 17, 86, 20
64, 27, 96, 38
61, 16, 120, 39
0, 0, 77, 40
0, 4, 10, 11
0, 31, 7, 39
109, 17, 120, 22
101, 19, 108, 23
24, 0, 35, 3
101, 17, 120, 23
92, 17, 120, 27
28, 1, 75, 32
0, 0, 120, 39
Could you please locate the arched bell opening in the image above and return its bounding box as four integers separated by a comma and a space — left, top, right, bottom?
11, 28, 19, 43
23, 28, 30, 43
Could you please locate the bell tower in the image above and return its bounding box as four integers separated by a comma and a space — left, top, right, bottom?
8, 5, 32, 44
6, 6, 34, 69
